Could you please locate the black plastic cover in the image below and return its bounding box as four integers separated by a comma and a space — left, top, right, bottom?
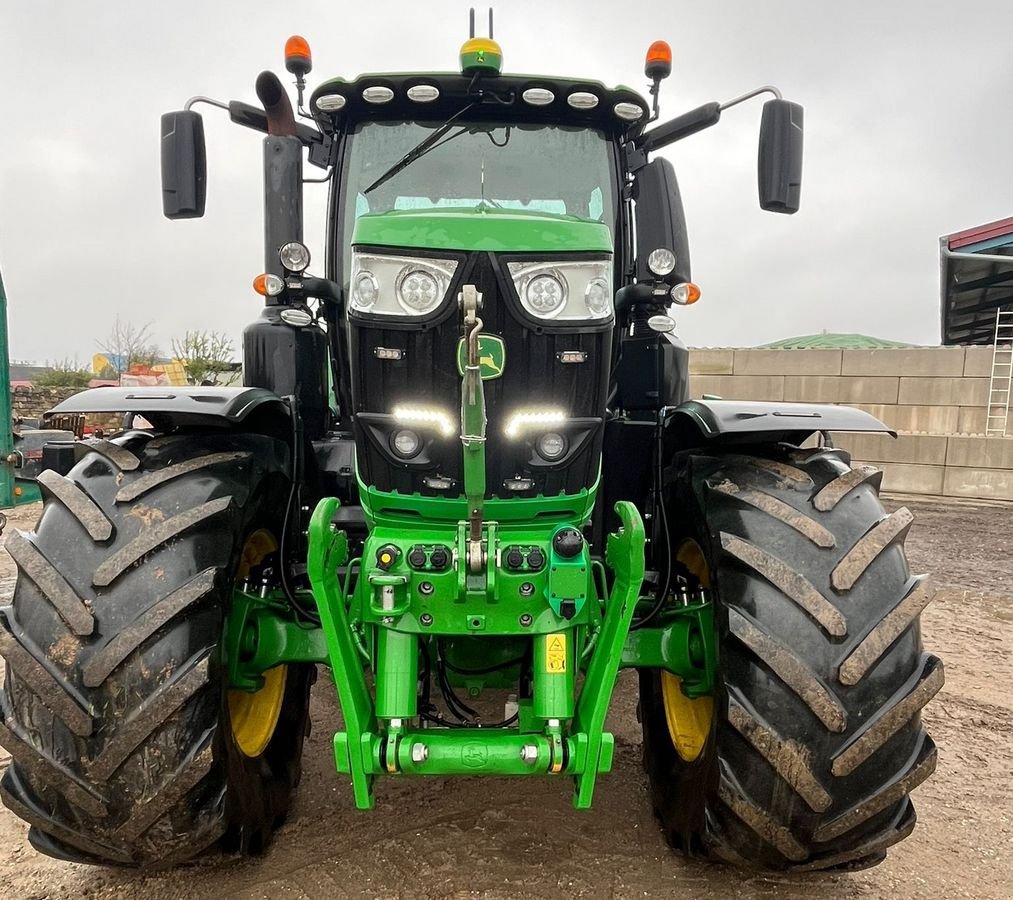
758, 99, 804, 214
160, 110, 207, 219
633, 158, 691, 285
672, 399, 894, 440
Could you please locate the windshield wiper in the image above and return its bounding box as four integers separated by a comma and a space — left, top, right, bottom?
363, 102, 478, 195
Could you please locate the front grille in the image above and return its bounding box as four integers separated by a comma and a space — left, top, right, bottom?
349, 251, 611, 498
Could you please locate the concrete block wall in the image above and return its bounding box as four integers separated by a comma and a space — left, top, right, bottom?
688, 346, 1013, 501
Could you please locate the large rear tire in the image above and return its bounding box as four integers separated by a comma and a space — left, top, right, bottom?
0, 431, 312, 867
641, 445, 942, 871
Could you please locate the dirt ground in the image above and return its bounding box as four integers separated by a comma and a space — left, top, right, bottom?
0, 496, 1010, 899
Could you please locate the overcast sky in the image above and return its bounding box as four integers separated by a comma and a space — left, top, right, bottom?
2, 1, 1011, 364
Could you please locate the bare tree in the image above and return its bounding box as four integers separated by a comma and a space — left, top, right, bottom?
96, 316, 161, 377
171, 330, 235, 385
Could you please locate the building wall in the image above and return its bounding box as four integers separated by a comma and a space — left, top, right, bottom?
688, 346, 1013, 501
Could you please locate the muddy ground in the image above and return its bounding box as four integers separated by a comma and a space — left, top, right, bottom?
0, 496, 1010, 899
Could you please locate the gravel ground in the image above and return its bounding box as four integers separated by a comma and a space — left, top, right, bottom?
0, 496, 1010, 899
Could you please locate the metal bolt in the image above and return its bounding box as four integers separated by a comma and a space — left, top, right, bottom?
520, 744, 539, 765
411, 742, 428, 764
418, 581, 434, 596
390, 719, 403, 729
548, 719, 560, 729
420, 613, 434, 626
382, 616, 394, 625
519, 613, 533, 627
519, 582, 535, 597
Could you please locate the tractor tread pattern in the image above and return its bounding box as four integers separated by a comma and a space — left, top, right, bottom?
87, 654, 211, 781
114, 736, 214, 842
0, 433, 304, 867
79, 438, 140, 471
838, 576, 935, 686
82, 567, 218, 688
726, 693, 832, 812
813, 465, 882, 512
728, 607, 847, 733
720, 533, 846, 637
814, 738, 937, 842
712, 482, 835, 547
833, 654, 943, 776
36, 470, 113, 541
717, 781, 808, 861
92, 498, 232, 587
3, 531, 94, 636
831, 507, 914, 592
2, 766, 131, 864
0, 712, 107, 818
115, 452, 252, 504
641, 447, 940, 871
0, 614, 93, 736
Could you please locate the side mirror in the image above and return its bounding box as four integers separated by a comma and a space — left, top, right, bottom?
758, 99, 803, 214
160, 110, 207, 219
633, 158, 691, 285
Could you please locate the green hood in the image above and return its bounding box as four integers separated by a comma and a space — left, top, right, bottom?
351, 207, 612, 254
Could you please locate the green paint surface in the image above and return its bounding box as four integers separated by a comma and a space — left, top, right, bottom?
352, 207, 612, 254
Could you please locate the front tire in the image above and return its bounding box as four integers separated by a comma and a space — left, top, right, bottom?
0, 431, 311, 867
641, 445, 942, 871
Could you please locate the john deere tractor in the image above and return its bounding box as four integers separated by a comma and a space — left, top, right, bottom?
0, 21, 941, 871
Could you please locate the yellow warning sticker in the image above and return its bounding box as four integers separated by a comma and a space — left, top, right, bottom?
545, 634, 567, 673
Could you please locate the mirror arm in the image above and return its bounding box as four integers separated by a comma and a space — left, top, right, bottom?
184, 96, 229, 112
718, 84, 783, 112
634, 102, 722, 154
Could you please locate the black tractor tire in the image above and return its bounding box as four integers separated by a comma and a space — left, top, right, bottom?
640, 445, 942, 871
0, 431, 313, 867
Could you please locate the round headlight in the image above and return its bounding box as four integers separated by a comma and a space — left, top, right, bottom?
584, 277, 611, 316
536, 431, 567, 461
352, 271, 378, 310
648, 248, 676, 277
397, 268, 441, 313
391, 429, 422, 459
279, 241, 311, 273
524, 273, 566, 317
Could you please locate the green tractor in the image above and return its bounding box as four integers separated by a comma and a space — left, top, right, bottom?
0, 21, 940, 871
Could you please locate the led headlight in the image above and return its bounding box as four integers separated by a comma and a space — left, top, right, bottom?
507, 259, 613, 321
390, 428, 422, 459
648, 248, 676, 277
279, 241, 311, 273
536, 432, 568, 461
397, 268, 441, 313
349, 252, 458, 316
525, 273, 566, 316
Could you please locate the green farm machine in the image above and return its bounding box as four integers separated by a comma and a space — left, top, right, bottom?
0, 18, 940, 871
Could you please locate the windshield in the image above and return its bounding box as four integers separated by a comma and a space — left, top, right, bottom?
338, 119, 617, 277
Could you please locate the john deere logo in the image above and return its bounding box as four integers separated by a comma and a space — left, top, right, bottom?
462, 743, 488, 768
456, 334, 506, 380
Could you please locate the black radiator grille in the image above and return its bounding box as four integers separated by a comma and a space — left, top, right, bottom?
349, 251, 611, 498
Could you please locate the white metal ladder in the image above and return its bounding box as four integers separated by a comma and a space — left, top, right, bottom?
986, 308, 1013, 436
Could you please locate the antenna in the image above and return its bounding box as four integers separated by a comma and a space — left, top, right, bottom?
489, 9, 494, 39
470, 8, 476, 38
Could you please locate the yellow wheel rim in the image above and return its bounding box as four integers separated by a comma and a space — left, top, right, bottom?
227, 529, 288, 758
661, 539, 715, 763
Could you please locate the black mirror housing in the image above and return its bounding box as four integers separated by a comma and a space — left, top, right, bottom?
758, 99, 803, 214
633, 158, 691, 286
160, 110, 207, 219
